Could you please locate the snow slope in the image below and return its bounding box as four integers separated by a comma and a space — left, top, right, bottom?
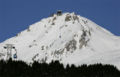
0, 12, 120, 69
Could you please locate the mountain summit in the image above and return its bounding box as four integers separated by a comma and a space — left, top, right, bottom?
0, 12, 120, 69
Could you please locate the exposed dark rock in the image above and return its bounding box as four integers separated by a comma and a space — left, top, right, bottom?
41, 46, 44, 50
53, 49, 64, 56
73, 15, 79, 22
65, 14, 71, 21
51, 22, 55, 25
79, 30, 90, 49
65, 39, 77, 52
32, 53, 39, 61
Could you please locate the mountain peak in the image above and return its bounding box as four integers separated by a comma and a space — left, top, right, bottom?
0, 12, 120, 69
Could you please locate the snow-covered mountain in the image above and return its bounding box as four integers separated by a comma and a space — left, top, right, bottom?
0, 12, 120, 69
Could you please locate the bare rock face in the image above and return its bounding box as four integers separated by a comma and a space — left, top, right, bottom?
65, 39, 77, 52
79, 30, 90, 49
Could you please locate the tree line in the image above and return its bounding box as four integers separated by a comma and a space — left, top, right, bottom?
0, 58, 120, 77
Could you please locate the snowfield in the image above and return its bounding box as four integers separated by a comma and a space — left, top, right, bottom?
0, 12, 120, 69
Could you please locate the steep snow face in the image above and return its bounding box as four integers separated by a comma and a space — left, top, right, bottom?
0, 12, 120, 69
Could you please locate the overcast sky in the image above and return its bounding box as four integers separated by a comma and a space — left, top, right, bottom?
0, 0, 120, 42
